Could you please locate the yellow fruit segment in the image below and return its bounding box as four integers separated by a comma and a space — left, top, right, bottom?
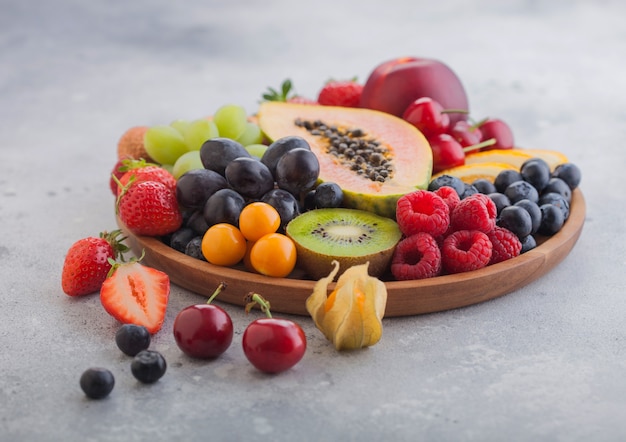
432, 162, 518, 184
465, 149, 535, 169
465, 148, 569, 172
521, 148, 569, 170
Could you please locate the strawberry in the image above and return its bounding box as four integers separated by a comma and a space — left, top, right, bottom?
262, 79, 318, 105
100, 259, 170, 334
61, 230, 129, 297
117, 179, 183, 236
114, 160, 176, 195
317, 79, 363, 107
109, 158, 130, 195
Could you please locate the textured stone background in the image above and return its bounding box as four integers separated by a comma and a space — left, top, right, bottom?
1, 1, 625, 440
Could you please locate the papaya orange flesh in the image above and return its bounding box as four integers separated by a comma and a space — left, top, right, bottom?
257, 102, 432, 219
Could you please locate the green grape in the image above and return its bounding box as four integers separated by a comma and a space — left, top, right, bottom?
172, 150, 204, 179
244, 143, 269, 159
213, 104, 248, 140
236, 121, 264, 146
170, 119, 191, 135
183, 119, 219, 151
144, 125, 189, 165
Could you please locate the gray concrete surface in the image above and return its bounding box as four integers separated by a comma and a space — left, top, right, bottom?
1, 0, 625, 441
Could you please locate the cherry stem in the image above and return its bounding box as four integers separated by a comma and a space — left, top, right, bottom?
207, 282, 227, 305
244, 292, 273, 318
463, 138, 496, 153
441, 108, 469, 115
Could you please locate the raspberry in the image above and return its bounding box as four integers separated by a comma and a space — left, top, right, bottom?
391, 233, 441, 280
396, 190, 450, 237
450, 193, 497, 233
487, 226, 522, 265
433, 186, 461, 213
441, 230, 492, 274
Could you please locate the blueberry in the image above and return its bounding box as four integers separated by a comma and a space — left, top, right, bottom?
302, 190, 317, 212
184, 236, 205, 260
552, 163, 581, 190
514, 199, 542, 234
542, 177, 572, 203
504, 180, 539, 204
428, 175, 465, 197
520, 158, 551, 191
472, 178, 497, 195
498, 205, 533, 239
539, 192, 570, 220
460, 183, 479, 199
520, 234, 537, 253
131, 350, 167, 384
488, 192, 511, 215
169, 227, 197, 253
115, 324, 151, 356
538, 204, 565, 235
494, 169, 523, 193
80, 368, 115, 399
314, 182, 344, 208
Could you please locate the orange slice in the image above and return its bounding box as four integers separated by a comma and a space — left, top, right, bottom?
432, 162, 517, 184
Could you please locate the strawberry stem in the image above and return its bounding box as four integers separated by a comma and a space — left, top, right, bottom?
244, 292, 272, 318
207, 282, 227, 304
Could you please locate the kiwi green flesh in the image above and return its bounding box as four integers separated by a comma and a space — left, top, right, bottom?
285, 208, 402, 279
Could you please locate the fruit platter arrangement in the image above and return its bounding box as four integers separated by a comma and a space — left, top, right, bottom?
63, 56, 584, 384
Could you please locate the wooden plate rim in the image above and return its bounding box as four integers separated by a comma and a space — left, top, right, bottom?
119, 189, 586, 317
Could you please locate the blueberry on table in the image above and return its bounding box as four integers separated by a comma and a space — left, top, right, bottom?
115, 324, 151, 357
131, 350, 167, 384
80, 367, 115, 399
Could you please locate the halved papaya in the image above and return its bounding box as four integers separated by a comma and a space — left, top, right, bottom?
257, 102, 432, 219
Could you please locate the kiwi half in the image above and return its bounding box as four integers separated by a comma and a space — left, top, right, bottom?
285, 208, 402, 280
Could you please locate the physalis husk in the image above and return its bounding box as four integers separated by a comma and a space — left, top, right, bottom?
306, 260, 387, 351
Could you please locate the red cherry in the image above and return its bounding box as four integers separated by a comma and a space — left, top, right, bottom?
242, 293, 306, 374
449, 120, 482, 148
402, 97, 450, 138
428, 133, 466, 173
477, 118, 514, 150
173, 283, 233, 359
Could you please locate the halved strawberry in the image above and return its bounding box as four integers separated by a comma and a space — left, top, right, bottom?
62, 230, 129, 297
100, 260, 170, 334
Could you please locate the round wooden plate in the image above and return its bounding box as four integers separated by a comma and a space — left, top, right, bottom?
118, 189, 585, 317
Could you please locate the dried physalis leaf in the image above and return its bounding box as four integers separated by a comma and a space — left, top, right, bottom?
306, 260, 387, 351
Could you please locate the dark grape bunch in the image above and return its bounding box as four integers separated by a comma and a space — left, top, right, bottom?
166, 136, 344, 259
429, 159, 581, 253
